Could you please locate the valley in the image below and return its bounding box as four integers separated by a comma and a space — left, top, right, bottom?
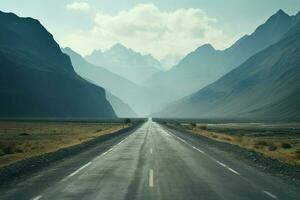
0, 2, 299, 200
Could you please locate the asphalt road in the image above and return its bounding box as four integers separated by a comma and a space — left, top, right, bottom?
0, 119, 299, 200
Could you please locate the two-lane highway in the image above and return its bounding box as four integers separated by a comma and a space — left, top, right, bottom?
0, 119, 299, 200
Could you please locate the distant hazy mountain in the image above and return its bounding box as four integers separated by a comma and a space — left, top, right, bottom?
63, 47, 162, 116
160, 54, 183, 70
62, 48, 137, 117
85, 43, 163, 84
157, 20, 300, 120
0, 11, 116, 119
145, 10, 300, 103
106, 92, 137, 118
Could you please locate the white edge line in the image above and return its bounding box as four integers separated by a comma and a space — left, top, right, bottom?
216, 161, 239, 175
32, 195, 43, 200
62, 132, 135, 182
159, 124, 240, 176
263, 191, 278, 199
94, 148, 111, 160
68, 162, 92, 178
226, 167, 239, 175
117, 138, 126, 146
216, 160, 227, 167
96, 137, 127, 160
94, 130, 135, 163
196, 148, 205, 154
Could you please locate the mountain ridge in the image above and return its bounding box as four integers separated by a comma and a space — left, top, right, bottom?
0, 11, 116, 119
85, 43, 163, 84
156, 20, 300, 120
63, 47, 163, 116
62, 47, 138, 117
144, 9, 300, 105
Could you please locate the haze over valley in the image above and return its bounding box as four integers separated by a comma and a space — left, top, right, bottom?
0, 1, 300, 199
1, 7, 299, 119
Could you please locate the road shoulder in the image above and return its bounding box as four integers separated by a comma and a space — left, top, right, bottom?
162, 123, 300, 187
0, 123, 142, 185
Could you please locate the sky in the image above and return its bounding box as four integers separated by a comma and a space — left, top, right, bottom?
1, 0, 299, 68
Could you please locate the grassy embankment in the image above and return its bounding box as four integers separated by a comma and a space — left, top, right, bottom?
171, 122, 300, 166
0, 121, 128, 167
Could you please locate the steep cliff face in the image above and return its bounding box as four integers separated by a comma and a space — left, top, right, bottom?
0, 11, 116, 119
63, 47, 138, 118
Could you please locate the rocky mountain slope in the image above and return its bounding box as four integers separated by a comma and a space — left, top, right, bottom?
0, 11, 116, 119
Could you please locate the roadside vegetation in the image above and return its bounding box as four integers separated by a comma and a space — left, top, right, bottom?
0, 121, 128, 167
168, 122, 300, 166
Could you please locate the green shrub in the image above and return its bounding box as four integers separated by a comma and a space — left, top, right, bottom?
198, 125, 207, 130
16, 149, 23, 153
190, 122, 197, 127
281, 142, 292, 149
256, 141, 268, 146
295, 149, 300, 159
19, 132, 30, 136
0, 149, 5, 156
3, 146, 15, 154
124, 118, 131, 124
268, 144, 277, 151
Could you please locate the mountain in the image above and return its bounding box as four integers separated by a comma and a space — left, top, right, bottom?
145, 10, 300, 103
62, 48, 137, 117
63, 47, 162, 116
160, 54, 183, 70
106, 92, 137, 118
0, 11, 116, 119
156, 20, 300, 120
85, 43, 163, 84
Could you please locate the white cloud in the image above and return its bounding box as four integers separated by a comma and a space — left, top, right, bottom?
66, 2, 90, 12
61, 4, 237, 62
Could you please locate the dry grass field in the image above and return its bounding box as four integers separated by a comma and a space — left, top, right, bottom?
0, 121, 127, 167
179, 123, 300, 166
